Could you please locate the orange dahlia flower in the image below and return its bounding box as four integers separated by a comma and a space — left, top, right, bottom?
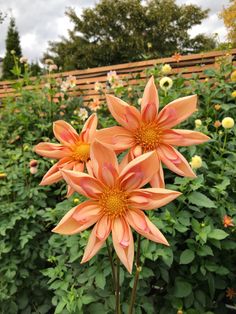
97, 77, 209, 187
53, 141, 181, 273
34, 114, 97, 196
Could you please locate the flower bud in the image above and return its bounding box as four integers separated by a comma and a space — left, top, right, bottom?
222, 117, 234, 129
190, 155, 202, 169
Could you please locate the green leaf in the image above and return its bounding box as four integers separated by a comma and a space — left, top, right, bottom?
197, 245, 214, 257
95, 272, 106, 289
188, 192, 216, 208
179, 249, 195, 264
174, 279, 192, 298
208, 229, 229, 240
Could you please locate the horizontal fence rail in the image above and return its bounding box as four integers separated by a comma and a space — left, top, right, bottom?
0, 49, 236, 104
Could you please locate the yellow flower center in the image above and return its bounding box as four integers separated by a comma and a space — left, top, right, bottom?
134, 122, 162, 152
72, 142, 90, 162
99, 188, 129, 218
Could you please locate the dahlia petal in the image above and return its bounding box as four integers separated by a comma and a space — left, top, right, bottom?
81, 218, 111, 263
96, 126, 134, 151
119, 151, 132, 172
129, 188, 181, 210
53, 120, 80, 146
61, 169, 104, 199
80, 113, 98, 143
157, 95, 197, 129
90, 140, 119, 185
96, 215, 112, 240
127, 209, 169, 246
52, 201, 100, 235
119, 151, 159, 190
150, 161, 165, 188
106, 94, 141, 131
34, 142, 72, 159
112, 217, 134, 273
157, 144, 196, 178
141, 76, 159, 122
161, 129, 210, 146
66, 162, 85, 197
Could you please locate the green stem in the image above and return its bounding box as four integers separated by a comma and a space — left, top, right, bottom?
115, 256, 121, 314
128, 234, 142, 314
106, 240, 116, 291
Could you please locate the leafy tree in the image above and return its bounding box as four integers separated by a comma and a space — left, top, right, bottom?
2, 17, 22, 80
220, 0, 236, 45
45, 0, 216, 70
0, 11, 7, 24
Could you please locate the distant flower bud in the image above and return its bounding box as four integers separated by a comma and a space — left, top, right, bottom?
29, 159, 38, 167
30, 167, 38, 174
194, 119, 202, 128
190, 155, 202, 169
222, 117, 234, 129
161, 64, 172, 75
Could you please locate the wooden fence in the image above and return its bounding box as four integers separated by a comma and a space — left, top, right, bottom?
0, 49, 236, 105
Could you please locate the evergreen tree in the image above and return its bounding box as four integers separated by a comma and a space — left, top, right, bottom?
2, 17, 22, 79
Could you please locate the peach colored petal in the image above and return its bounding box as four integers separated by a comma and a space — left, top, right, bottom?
129, 188, 181, 210
53, 120, 80, 147
85, 160, 95, 177
90, 140, 119, 186
141, 76, 159, 122
34, 142, 72, 159
80, 113, 98, 143
126, 209, 169, 246
157, 144, 196, 178
66, 162, 85, 197
66, 185, 74, 198
150, 161, 165, 188
52, 201, 100, 235
119, 151, 159, 190
106, 94, 141, 131
81, 216, 111, 263
161, 129, 210, 146
157, 95, 197, 129
112, 217, 134, 273
96, 126, 134, 151
119, 151, 132, 172
61, 169, 104, 199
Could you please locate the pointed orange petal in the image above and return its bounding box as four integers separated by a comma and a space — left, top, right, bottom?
34, 142, 72, 159
52, 201, 100, 235
80, 113, 98, 143
96, 126, 134, 151
129, 188, 181, 210
61, 169, 104, 199
119, 151, 132, 172
112, 217, 134, 273
106, 94, 141, 131
161, 129, 210, 146
141, 76, 159, 122
127, 209, 169, 246
119, 151, 159, 190
157, 95, 197, 129
157, 144, 196, 178
150, 161, 165, 188
90, 140, 119, 186
81, 216, 111, 263
66, 162, 85, 197
53, 120, 80, 146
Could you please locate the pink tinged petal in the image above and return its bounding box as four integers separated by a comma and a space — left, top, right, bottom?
90, 140, 119, 185
141, 76, 159, 122
66, 185, 74, 198
119, 151, 159, 190
61, 169, 104, 199
119, 151, 132, 173
53, 120, 80, 147
96, 126, 134, 151
126, 209, 169, 246
157, 95, 197, 129
106, 94, 141, 131
161, 129, 210, 146
81, 216, 111, 263
52, 201, 100, 235
157, 144, 196, 178
133, 145, 142, 157
73, 162, 85, 172
129, 188, 181, 210
34, 142, 72, 159
112, 217, 134, 273
150, 161, 165, 188
66, 163, 84, 197
86, 160, 95, 177
80, 113, 98, 143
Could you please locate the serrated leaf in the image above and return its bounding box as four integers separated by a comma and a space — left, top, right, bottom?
188, 192, 216, 208
95, 272, 105, 289
180, 249, 195, 264
208, 229, 229, 240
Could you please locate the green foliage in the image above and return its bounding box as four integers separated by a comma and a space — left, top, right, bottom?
1, 55, 236, 313
2, 17, 22, 80
44, 0, 216, 70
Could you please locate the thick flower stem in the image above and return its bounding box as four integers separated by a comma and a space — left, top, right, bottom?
106, 239, 116, 292
115, 256, 121, 314
128, 234, 142, 314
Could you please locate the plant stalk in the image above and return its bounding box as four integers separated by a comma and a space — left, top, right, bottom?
115, 256, 121, 314
106, 239, 116, 291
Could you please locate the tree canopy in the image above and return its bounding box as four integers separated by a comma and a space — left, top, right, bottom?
2, 17, 22, 80
220, 0, 236, 44
45, 0, 216, 70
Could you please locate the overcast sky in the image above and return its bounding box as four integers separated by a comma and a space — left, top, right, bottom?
0, 0, 230, 63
